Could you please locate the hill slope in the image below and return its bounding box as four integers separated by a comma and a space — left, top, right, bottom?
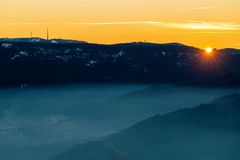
54, 94, 240, 160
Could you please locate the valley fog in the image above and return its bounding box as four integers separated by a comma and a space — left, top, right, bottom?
0, 84, 240, 160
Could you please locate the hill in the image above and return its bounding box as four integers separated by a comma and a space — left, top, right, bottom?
0, 38, 240, 85
54, 94, 240, 160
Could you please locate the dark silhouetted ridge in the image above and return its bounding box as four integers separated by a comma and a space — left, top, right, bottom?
1, 38, 240, 86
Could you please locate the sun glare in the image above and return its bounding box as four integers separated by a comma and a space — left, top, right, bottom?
205, 47, 213, 54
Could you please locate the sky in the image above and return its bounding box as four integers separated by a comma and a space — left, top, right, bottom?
0, 0, 239, 49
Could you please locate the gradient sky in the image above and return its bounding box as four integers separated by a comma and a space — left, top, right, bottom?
0, 0, 239, 49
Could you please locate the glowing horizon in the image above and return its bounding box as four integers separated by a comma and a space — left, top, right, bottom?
0, 0, 239, 49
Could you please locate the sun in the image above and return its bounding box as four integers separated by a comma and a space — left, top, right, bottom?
205, 47, 213, 54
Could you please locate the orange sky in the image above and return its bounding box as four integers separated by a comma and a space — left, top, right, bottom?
0, 0, 240, 49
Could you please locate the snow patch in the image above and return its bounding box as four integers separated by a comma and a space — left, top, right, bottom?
1, 43, 12, 48
86, 60, 97, 66
51, 40, 58, 44
64, 49, 70, 54
19, 51, 28, 56
176, 61, 188, 68
31, 38, 41, 42
11, 55, 21, 60
112, 50, 125, 58
76, 48, 83, 52
55, 56, 68, 63
89, 60, 97, 65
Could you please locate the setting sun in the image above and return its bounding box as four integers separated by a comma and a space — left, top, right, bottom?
205, 47, 213, 54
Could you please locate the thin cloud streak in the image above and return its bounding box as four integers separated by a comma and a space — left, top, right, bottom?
179, 22, 240, 30
0, 21, 239, 31
83, 21, 240, 30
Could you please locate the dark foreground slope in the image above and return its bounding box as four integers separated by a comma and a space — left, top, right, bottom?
0, 39, 240, 85
54, 94, 240, 160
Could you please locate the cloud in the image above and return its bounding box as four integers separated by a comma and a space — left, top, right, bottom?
176, 22, 240, 30
0, 21, 239, 31
82, 21, 240, 31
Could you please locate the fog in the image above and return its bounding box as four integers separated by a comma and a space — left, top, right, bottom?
0, 84, 239, 160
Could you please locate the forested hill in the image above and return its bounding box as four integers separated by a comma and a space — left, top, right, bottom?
0, 38, 240, 85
